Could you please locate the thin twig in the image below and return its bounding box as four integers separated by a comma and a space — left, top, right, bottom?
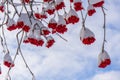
1, 12, 9, 54
10, 0, 20, 17
22, 3, 32, 24
6, 30, 23, 80
56, 33, 68, 42
16, 31, 35, 80
101, 6, 106, 52
80, 11, 86, 28
19, 47, 36, 80
0, 35, 5, 53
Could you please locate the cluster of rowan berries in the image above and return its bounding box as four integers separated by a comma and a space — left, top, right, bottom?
0, 0, 111, 75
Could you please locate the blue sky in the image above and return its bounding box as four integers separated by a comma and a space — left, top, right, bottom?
0, 0, 120, 80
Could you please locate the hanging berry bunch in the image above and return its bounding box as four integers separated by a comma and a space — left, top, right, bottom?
0, 0, 111, 79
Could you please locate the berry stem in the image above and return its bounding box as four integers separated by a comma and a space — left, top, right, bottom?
101, 6, 106, 52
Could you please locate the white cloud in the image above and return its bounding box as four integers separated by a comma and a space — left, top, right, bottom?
91, 71, 120, 80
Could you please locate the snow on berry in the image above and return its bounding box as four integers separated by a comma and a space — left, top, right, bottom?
41, 11, 48, 19
34, 13, 41, 19
55, 0, 65, 10
46, 4, 55, 15
80, 27, 96, 45
23, 35, 29, 43
41, 27, 50, 35
89, 0, 104, 7
6, 18, 17, 31
34, 29, 44, 46
48, 18, 57, 29
17, 13, 31, 32
87, 5, 96, 16
34, 11, 47, 19
4, 53, 14, 68
73, 0, 84, 11
98, 50, 111, 68
46, 36, 55, 48
56, 15, 67, 34
27, 31, 37, 45
27, 29, 44, 46
35, 35, 44, 46
66, 9, 79, 24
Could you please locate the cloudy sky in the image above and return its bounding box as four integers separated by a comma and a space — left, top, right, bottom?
0, 0, 120, 80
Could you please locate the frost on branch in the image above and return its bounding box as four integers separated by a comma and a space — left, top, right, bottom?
0, 0, 111, 79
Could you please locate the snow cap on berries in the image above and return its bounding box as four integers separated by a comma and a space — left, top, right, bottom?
55, 0, 65, 10
66, 9, 79, 24
73, 0, 83, 11
17, 13, 31, 32
6, 18, 17, 31
17, 13, 31, 26
28, 33, 38, 46
33, 29, 44, 46
27, 29, 44, 46
98, 50, 111, 68
27, 30, 36, 44
40, 8, 48, 19
34, 29, 41, 37
23, 35, 29, 43
41, 12, 47, 19
80, 27, 95, 45
41, 27, 50, 35
35, 35, 44, 46
87, 5, 96, 16
56, 15, 67, 34
46, 36, 55, 48
4, 53, 14, 68
58, 15, 66, 25
89, 0, 104, 7
34, 13, 41, 19
48, 18, 57, 34
46, 4, 55, 15
48, 18, 57, 29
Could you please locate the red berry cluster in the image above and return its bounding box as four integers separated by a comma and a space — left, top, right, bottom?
0, 0, 111, 74
98, 51, 111, 68
5, 0, 105, 47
